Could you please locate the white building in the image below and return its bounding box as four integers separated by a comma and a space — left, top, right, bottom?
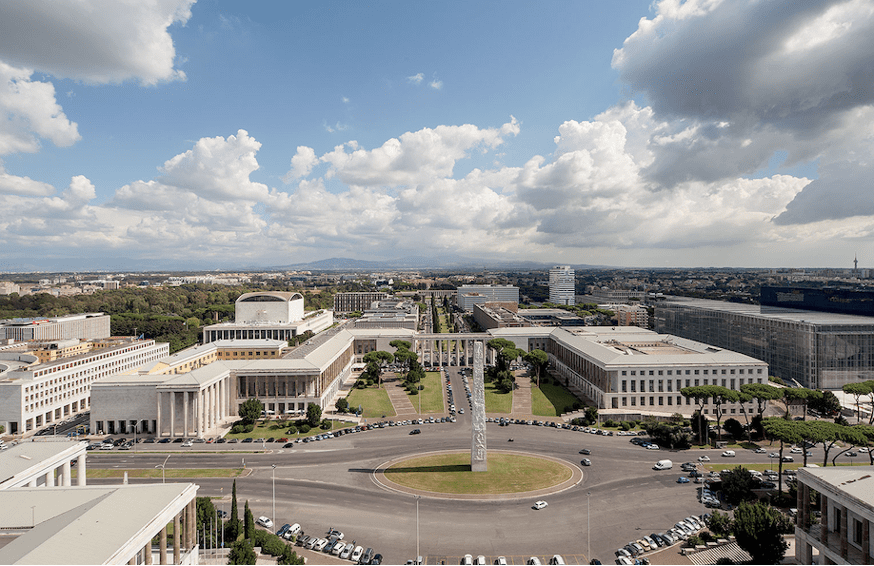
549, 266, 575, 306
0, 338, 169, 436
795, 465, 874, 564
0, 440, 88, 490
0, 313, 110, 342
456, 285, 519, 311
202, 291, 333, 343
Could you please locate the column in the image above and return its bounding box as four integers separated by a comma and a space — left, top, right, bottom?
211, 384, 217, 429
28, 478, 37, 487
862, 519, 870, 565
173, 513, 181, 564
188, 500, 196, 550
799, 542, 813, 565
169, 392, 176, 438
128, 556, 136, 565
199, 389, 206, 437
183, 391, 189, 438
62, 460, 72, 487
841, 506, 849, 559
46, 468, 55, 487
821, 494, 829, 544
159, 524, 167, 565
144, 540, 152, 565
77, 454, 86, 486
156, 391, 162, 437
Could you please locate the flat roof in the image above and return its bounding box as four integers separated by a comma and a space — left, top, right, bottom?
0, 441, 86, 488
0, 483, 197, 564
797, 466, 874, 509
663, 296, 874, 325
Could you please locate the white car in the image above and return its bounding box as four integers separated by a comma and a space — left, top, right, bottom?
768, 452, 780, 458
256, 516, 273, 528
182, 440, 194, 447
698, 455, 711, 462
755, 447, 767, 453
533, 500, 548, 510
351, 546, 364, 562
722, 450, 736, 457
790, 447, 802, 453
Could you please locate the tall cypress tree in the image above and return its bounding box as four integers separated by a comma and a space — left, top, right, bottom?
244, 500, 255, 542
227, 479, 240, 541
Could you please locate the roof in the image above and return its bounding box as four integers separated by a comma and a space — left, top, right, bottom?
663, 296, 874, 326
236, 291, 302, 302
0, 483, 197, 564
797, 466, 874, 512
0, 441, 87, 488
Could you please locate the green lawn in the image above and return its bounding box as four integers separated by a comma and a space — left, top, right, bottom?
346, 385, 396, 418
384, 453, 572, 494
531, 382, 580, 417
405, 371, 444, 413
484, 380, 512, 413
225, 418, 356, 440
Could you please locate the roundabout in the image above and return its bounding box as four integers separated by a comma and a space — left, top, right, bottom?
375, 450, 582, 499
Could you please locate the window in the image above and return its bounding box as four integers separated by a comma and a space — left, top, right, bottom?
658, 397, 663, 406
631, 371, 636, 376
722, 369, 727, 374
668, 397, 672, 405
622, 397, 627, 406
650, 396, 655, 406
630, 381, 636, 392
621, 380, 627, 392
694, 370, 700, 375
853, 518, 863, 544
703, 370, 709, 375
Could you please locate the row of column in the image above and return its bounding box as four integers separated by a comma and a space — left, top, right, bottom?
798, 485, 873, 564
415, 338, 494, 367
27, 454, 86, 488
157, 379, 231, 438
139, 498, 196, 565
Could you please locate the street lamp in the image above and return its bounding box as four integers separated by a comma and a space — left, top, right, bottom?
415, 495, 420, 560
587, 491, 591, 562
155, 454, 171, 484
272, 464, 276, 529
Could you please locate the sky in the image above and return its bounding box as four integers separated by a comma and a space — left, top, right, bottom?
1, 0, 874, 272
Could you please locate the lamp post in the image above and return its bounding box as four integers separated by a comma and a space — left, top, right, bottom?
415, 495, 420, 560
272, 464, 276, 529
587, 491, 591, 562
155, 454, 170, 483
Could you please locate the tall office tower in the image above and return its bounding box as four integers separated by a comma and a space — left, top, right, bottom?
549, 266, 575, 306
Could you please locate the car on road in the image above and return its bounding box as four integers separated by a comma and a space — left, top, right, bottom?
533, 500, 548, 510
409, 429, 421, 435
721, 450, 736, 457
755, 447, 767, 453
257, 516, 273, 528
579, 448, 591, 455
769, 452, 780, 458
182, 440, 193, 447
790, 447, 802, 453
782, 455, 794, 462
580, 458, 592, 466
698, 455, 710, 462
677, 476, 690, 483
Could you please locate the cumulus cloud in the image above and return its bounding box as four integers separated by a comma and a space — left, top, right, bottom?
407, 73, 424, 85
430, 79, 443, 90
0, 0, 194, 85
610, 0, 874, 226
0, 62, 80, 155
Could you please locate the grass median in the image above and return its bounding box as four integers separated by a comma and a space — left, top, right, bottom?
82, 468, 245, 479
384, 452, 572, 494
406, 371, 444, 413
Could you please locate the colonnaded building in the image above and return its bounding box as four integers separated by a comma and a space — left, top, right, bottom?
201, 291, 333, 343
89, 299, 769, 437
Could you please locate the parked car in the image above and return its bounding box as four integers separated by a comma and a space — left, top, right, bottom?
256, 516, 273, 528
677, 476, 690, 483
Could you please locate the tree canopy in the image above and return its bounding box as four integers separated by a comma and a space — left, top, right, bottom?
238, 398, 263, 424
732, 501, 790, 564
306, 403, 322, 427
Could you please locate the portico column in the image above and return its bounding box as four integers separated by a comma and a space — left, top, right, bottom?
62, 460, 72, 487
159, 525, 167, 565
77, 454, 86, 486
199, 389, 206, 437
821, 494, 829, 543
169, 391, 176, 438
156, 391, 162, 437
188, 500, 196, 550
183, 390, 189, 438
862, 519, 870, 564
45, 468, 55, 487
144, 540, 152, 565
173, 513, 181, 564
841, 506, 849, 559
28, 478, 37, 487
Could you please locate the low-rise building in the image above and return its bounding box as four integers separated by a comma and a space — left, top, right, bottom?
795, 465, 874, 564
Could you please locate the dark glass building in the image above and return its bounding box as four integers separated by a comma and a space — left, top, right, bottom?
761, 286, 874, 317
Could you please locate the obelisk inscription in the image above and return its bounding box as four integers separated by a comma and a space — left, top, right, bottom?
471, 341, 487, 472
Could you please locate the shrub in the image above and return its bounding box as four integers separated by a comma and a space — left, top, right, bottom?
619, 421, 635, 431
572, 401, 583, 410
231, 424, 245, 434
603, 419, 619, 428
287, 425, 297, 435
299, 424, 311, 434
687, 535, 703, 547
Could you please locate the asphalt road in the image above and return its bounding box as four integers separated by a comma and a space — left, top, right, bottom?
86, 407, 847, 566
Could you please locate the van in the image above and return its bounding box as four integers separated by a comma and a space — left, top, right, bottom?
653, 459, 673, 470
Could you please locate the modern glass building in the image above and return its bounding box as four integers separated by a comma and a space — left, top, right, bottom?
548, 265, 575, 306
655, 297, 874, 390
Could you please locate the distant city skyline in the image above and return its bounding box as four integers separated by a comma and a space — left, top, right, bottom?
1, 1, 873, 271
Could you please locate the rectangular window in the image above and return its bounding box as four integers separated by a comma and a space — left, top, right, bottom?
649, 380, 655, 392
630, 381, 636, 392
703, 369, 709, 375
622, 380, 627, 392
649, 371, 654, 376
853, 519, 863, 544
658, 370, 663, 376
722, 369, 727, 374
668, 396, 673, 405
622, 397, 627, 406
686, 370, 691, 375
694, 379, 700, 386
667, 370, 673, 375
631, 371, 636, 376
730, 369, 736, 374
631, 397, 636, 406
650, 396, 655, 406
694, 370, 700, 375
658, 397, 663, 406
622, 371, 627, 376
